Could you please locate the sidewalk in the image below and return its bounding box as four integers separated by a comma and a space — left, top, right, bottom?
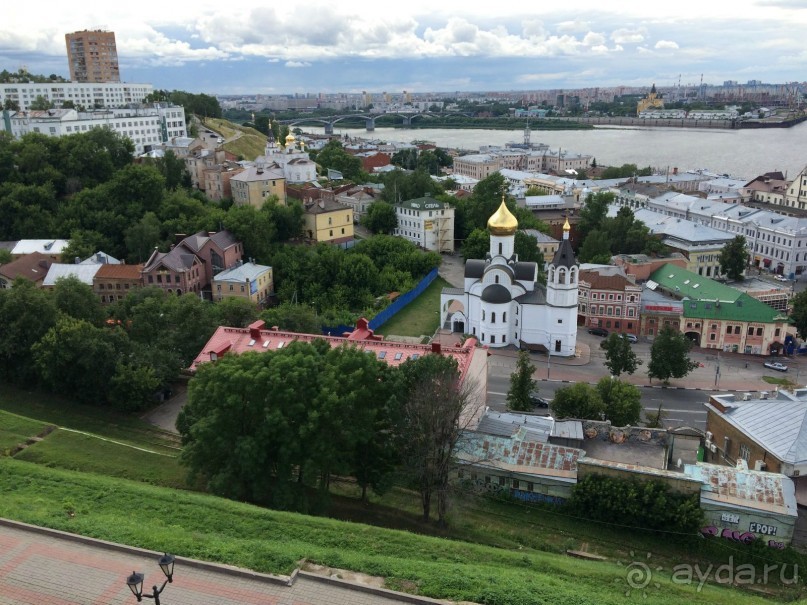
0, 519, 446, 605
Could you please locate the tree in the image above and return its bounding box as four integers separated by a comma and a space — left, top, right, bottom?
514, 231, 545, 265
791, 290, 807, 339
647, 326, 699, 384
506, 351, 536, 411
578, 230, 612, 263
578, 191, 613, 237
124, 212, 162, 263
551, 382, 605, 420
214, 297, 258, 328
259, 303, 322, 333
719, 235, 749, 280
399, 354, 479, 525
52, 276, 105, 326
596, 377, 642, 426
362, 201, 398, 234
461, 228, 489, 260
29, 95, 53, 110
600, 333, 642, 376
312, 140, 364, 182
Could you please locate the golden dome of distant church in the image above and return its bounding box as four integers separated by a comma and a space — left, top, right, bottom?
487, 197, 518, 236
285, 132, 296, 146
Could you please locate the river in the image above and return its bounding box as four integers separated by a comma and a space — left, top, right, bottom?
303, 122, 807, 180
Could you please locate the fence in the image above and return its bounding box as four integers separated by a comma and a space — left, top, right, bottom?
320, 267, 439, 336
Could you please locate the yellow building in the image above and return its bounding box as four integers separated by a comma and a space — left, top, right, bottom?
636, 83, 664, 115
303, 199, 354, 244
212, 262, 273, 308
230, 165, 287, 207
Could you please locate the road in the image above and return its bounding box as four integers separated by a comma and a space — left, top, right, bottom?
487, 353, 711, 430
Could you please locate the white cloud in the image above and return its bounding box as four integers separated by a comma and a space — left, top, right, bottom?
582, 32, 606, 46
655, 40, 679, 50
610, 28, 645, 44
556, 20, 591, 33
285, 60, 311, 68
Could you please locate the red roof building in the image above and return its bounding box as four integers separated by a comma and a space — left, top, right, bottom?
578, 268, 642, 335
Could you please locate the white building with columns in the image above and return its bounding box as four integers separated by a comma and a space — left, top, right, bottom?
440, 200, 579, 355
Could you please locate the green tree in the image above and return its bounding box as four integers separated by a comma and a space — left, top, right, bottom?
109, 362, 160, 412
461, 228, 489, 260
578, 191, 613, 236
29, 95, 53, 110
600, 333, 642, 376
214, 297, 259, 327
312, 140, 364, 182
0, 279, 59, 383
791, 290, 807, 339
514, 231, 545, 265
596, 377, 642, 426
506, 351, 537, 411
155, 150, 190, 191
578, 230, 612, 263
719, 235, 749, 280
362, 201, 398, 234
32, 317, 123, 404
52, 276, 105, 326
647, 326, 699, 384
259, 303, 322, 333
399, 354, 480, 525
551, 382, 605, 420
124, 212, 162, 263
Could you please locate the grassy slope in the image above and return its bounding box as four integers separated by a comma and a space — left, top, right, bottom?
204, 117, 268, 161
0, 410, 48, 451
0, 459, 774, 605
375, 277, 450, 338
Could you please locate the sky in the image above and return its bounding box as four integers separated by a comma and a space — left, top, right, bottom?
2, 0, 807, 95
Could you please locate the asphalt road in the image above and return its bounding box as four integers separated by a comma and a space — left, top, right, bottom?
487, 360, 710, 430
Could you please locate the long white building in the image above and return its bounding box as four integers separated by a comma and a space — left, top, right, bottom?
3, 105, 187, 155
0, 81, 153, 112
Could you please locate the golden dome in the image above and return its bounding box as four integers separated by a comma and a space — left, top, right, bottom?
563, 217, 571, 232
285, 132, 296, 144
487, 198, 518, 236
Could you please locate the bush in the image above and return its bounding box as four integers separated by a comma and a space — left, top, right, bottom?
567, 474, 703, 533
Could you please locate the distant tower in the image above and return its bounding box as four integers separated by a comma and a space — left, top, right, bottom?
636, 83, 664, 115
545, 218, 579, 356
65, 30, 120, 83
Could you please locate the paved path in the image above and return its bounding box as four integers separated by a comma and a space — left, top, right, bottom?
0, 520, 444, 605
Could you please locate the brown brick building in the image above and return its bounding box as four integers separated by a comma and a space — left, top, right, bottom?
93, 264, 143, 304
65, 30, 120, 83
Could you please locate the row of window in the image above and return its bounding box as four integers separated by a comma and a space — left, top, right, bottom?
580, 304, 635, 317
580, 291, 637, 302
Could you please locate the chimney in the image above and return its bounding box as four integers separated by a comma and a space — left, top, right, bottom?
431, 342, 442, 354
74, 256, 81, 264
175, 233, 187, 243
248, 320, 266, 339
96, 252, 103, 263
673, 167, 678, 175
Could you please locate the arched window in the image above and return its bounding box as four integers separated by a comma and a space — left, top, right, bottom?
491, 312, 496, 324
503, 312, 507, 322
570, 268, 577, 284
491, 335, 496, 344
482, 310, 485, 321
498, 242, 503, 255
495, 275, 499, 284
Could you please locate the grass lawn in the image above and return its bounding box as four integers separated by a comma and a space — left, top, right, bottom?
14, 429, 190, 489
0, 410, 49, 453
0, 459, 782, 605
204, 117, 268, 161
375, 277, 450, 338
762, 375, 795, 386
0, 382, 180, 455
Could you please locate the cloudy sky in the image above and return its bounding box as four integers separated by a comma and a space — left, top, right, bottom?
2, 0, 806, 95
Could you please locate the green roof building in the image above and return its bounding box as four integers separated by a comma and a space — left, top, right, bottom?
648, 263, 793, 354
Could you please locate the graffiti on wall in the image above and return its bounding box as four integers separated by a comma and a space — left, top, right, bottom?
700, 525, 785, 549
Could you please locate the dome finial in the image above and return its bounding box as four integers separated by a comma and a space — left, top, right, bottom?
487, 194, 518, 236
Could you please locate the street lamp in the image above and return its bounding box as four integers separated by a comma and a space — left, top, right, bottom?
126, 553, 176, 604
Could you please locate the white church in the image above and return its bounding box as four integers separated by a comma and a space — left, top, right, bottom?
256, 132, 318, 184
440, 200, 579, 356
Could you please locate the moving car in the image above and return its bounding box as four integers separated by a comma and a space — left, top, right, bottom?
621, 333, 638, 344
764, 361, 788, 372
774, 275, 789, 282
588, 327, 608, 337
529, 392, 550, 408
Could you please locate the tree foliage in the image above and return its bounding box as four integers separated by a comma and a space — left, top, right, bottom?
596, 377, 642, 426
647, 326, 700, 384
506, 351, 537, 411
551, 382, 605, 420
568, 474, 703, 533
600, 333, 642, 376
719, 235, 749, 280
791, 290, 807, 339
310, 140, 365, 182
362, 201, 398, 235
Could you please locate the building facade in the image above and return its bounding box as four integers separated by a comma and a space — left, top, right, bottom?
577, 269, 642, 335
0, 82, 153, 112
393, 196, 455, 253
65, 30, 120, 83
93, 264, 143, 304
440, 201, 579, 354
303, 199, 354, 245
230, 166, 287, 207
212, 262, 273, 307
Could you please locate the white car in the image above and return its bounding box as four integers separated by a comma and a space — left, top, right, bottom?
764, 361, 788, 372
774, 275, 788, 282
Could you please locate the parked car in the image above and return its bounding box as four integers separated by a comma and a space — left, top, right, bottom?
588, 327, 609, 337
620, 333, 638, 343
529, 392, 550, 408
764, 361, 788, 372
774, 275, 789, 282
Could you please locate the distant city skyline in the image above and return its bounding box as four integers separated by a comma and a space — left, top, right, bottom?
2, 1, 806, 95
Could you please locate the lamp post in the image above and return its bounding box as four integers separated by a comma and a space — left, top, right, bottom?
125, 553, 176, 605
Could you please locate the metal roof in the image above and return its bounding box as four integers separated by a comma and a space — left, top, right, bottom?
43, 263, 102, 286
684, 463, 797, 517
213, 262, 272, 283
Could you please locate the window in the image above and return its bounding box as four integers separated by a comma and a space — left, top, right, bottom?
748, 327, 754, 336
710, 333, 716, 341
491, 312, 496, 324
739, 443, 751, 461
503, 312, 507, 322
491, 335, 496, 343
757, 327, 763, 336
557, 319, 563, 324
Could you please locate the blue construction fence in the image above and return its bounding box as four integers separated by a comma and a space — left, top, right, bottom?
321, 267, 439, 336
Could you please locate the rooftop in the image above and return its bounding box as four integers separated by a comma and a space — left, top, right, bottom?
43, 263, 102, 287
213, 262, 272, 283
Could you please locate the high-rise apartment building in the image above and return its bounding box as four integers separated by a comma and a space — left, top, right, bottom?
65, 30, 120, 83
